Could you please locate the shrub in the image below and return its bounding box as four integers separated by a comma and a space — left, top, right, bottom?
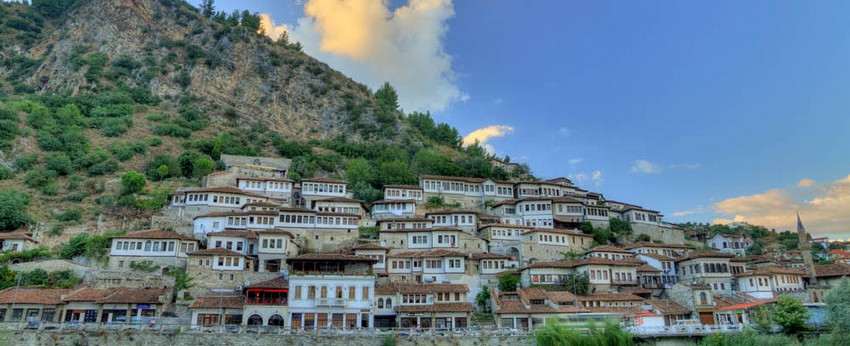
24, 168, 57, 189
14, 154, 39, 172
121, 171, 146, 195
75, 148, 119, 176
0, 167, 13, 180
146, 112, 167, 122
145, 136, 163, 147
44, 152, 73, 175
57, 208, 82, 222
153, 123, 192, 138
100, 117, 131, 137
0, 190, 31, 231
144, 154, 181, 180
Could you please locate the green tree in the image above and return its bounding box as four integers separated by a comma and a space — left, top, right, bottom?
121, 171, 146, 195
0, 265, 19, 290
0, 190, 31, 231
772, 295, 808, 336
635, 234, 652, 242
345, 158, 374, 187
199, 0, 215, 18
476, 285, 491, 310
60, 234, 89, 259
610, 218, 633, 237
825, 277, 850, 333
751, 305, 773, 333
376, 160, 417, 186
240, 10, 261, 31
32, 0, 74, 18
193, 157, 214, 178
156, 165, 169, 181
534, 320, 633, 346
498, 274, 521, 292
22, 269, 48, 286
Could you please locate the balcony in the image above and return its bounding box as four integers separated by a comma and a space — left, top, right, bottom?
316, 299, 347, 307
246, 298, 288, 306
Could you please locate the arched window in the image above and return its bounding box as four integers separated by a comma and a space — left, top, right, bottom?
247, 315, 263, 325
268, 314, 285, 326
699, 292, 708, 305
386, 298, 393, 309
377, 298, 384, 309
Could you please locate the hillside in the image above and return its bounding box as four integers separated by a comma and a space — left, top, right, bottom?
0, 0, 525, 248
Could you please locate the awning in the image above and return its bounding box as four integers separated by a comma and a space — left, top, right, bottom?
717, 300, 774, 311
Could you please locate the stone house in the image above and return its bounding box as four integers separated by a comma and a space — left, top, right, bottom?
0, 232, 39, 253
376, 283, 473, 330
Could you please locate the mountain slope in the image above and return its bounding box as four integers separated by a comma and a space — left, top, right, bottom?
6, 0, 379, 140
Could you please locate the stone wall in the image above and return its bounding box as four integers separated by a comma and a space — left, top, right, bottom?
10, 260, 93, 278
631, 223, 685, 245
0, 331, 532, 346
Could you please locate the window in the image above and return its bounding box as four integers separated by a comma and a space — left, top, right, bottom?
308, 286, 316, 299
144, 241, 151, 251
349, 287, 355, 300
363, 287, 370, 300
295, 286, 302, 299
321, 286, 327, 299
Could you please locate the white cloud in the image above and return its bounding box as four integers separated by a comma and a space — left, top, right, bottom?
591, 170, 603, 186
568, 158, 583, 165
669, 163, 701, 170
797, 178, 816, 188
288, 0, 464, 112
713, 174, 850, 237
259, 14, 290, 41
568, 170, 604, 187
558, 127, 572, 138
630, 159, 663, 174
461, 125, 514, 154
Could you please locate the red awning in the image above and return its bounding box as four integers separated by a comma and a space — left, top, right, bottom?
247, 289, 288, 293
717, 300, 774, 311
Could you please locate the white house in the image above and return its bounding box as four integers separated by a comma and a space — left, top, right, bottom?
370, 200, 416, 219
426, 210, 478, 233
675, 251, 735, 295
236, 177, 294, 200
386, 249, 467, 284
286, 254, 377, 330
108, 230, 198, 270
735, 267, 805, 299
0, 233, 39, 252
383, 185, 424, 202
707, 234, 752, 256
300, 177, 348, 206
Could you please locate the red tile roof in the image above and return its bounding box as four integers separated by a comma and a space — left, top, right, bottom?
188, 248, 247, 257
646, 299, 690, 315
624, 241, 691, 250
286, 253, 378, 263
62, 288, 115, 302
0, 288, 69, 304
247, 276, 288, 289
0, 232, 38, 242
113, 230, 195, 241
675, 251, 735, 262
392, 249, 466, 258
97, 288, 166, 304
302, 177, 347, 184
375, 283, 469, 295
576, 293, 644, 302
190, 296, 245, 309
589, 245, 633, 254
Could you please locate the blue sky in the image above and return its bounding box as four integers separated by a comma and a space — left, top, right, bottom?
216, 0, 850, 239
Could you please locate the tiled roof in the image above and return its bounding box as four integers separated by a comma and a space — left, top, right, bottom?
621, 286, 653, 295
194, 210, 279, 219
396, 302, 473, 313
376, 217, 433, 223
523, 228, 594, 237
478, 223, 534, 230
636, 264, 661, 273
208, 229, 258, 239
376, 283, 469, 295
371, 199, 415, 205
392, 249, 466, 258
0, 232, 38, 242
471, 252, 512, 260
187, 248, 247, 257
814, 264, 850, 278
315, 212, 361, 217
585, 306, 645, 315
62, 288, 115, 302
279, 206, 317, 213
735, 267, 805, 277
97, 288, 166, 304
588, 245, 633, 254
425, 209, 479, 215
638, 253, 676, 261
576, 293, 644, 302
624, 242, 691, 250
0, 288, 69, 305
646, 299, 690, 315
526, 257, 642, 268
247, 276, 288, 289
351, 243, 389, 251
286, 253, 378, 263
236, 177, 294, 183
255, 229, 295, 238
379, 227, 464, 233
419, 174, 486, 183
113, 230, 195, 241
302, 177, 347, 184
675, 251, 735, 262
190, 296, 245, 309
315, 197, 366, 205
243, 201, 284, 208
178, 186, 269, 199
383, 185, 423, 190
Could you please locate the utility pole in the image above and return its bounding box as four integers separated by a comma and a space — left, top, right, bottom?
11, 271, 22, 326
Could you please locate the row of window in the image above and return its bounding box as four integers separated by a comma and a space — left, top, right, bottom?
316, 206, 360, 215
372, 203, 412, 211
385, 189, 422, 198
525, 218, 553, 228
557, 205, 583, 214
490, 228, 522, 238
523, 203, 551, 212
384, 222, 428, 229
481, 260, 507, 270
536, 233, 567, 245
114, 240, 178, 253
303, 183, 345, 194
241, 181, 291, 190
292, 285, 370, 300
586, 208, 609, 217
212, 195, 241, 205
423, 181, 482, 194
430, 215, 475, 225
